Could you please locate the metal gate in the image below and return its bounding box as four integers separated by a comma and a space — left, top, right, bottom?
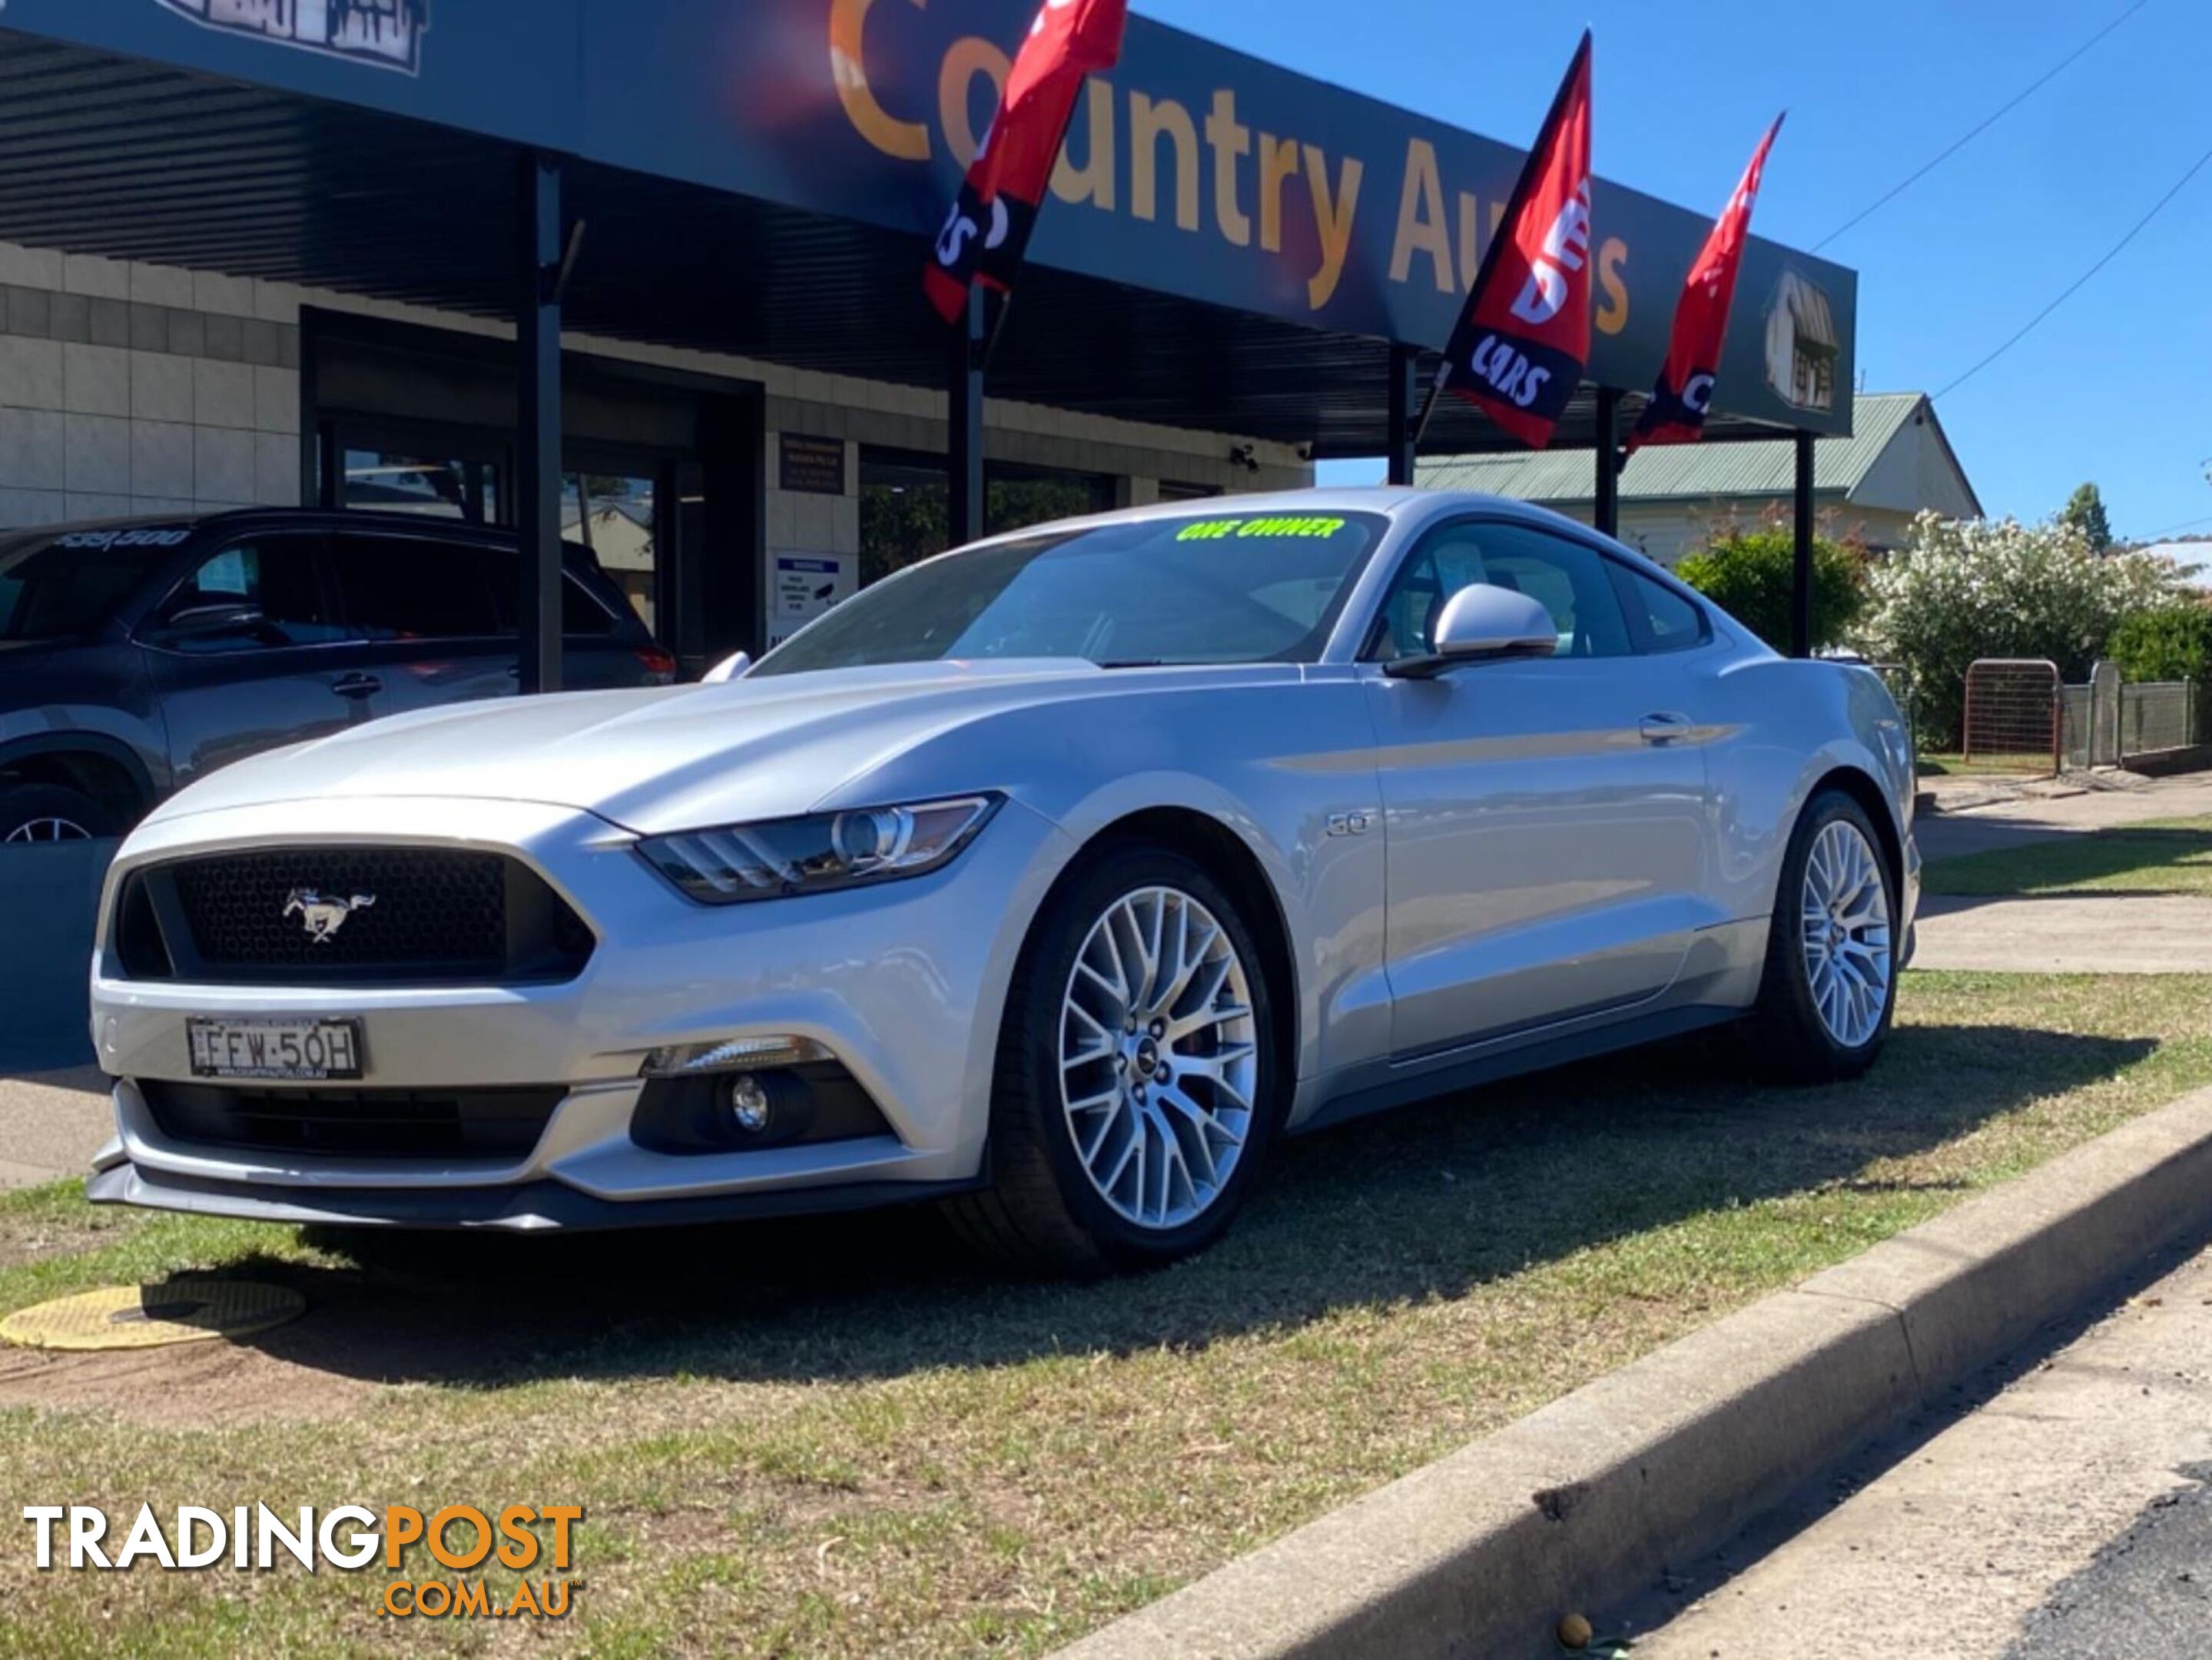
1962, 658, 2061, 775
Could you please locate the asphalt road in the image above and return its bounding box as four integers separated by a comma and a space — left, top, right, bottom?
2007, 1466, 2212, 1659
1625, 1241, 2212, 1658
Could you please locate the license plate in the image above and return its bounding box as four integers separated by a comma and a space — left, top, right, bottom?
187, 1017, 363, 1081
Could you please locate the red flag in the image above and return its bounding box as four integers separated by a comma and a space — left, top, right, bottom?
924, 0, 1127, 324
1433, 32, 1593, 449
1627, 115, 1784, 454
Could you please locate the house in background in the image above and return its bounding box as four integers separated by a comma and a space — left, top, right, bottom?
1417, 391, 1982, 567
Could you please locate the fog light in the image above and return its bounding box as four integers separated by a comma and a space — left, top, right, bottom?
728, 1073, 772, 1134
638, 1034, 832, 1077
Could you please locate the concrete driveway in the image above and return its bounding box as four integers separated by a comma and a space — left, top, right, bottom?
1912, 774, 2212, 976
0, 1067, 111, 1190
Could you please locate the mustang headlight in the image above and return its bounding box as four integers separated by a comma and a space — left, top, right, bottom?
636, 795, 1001, 905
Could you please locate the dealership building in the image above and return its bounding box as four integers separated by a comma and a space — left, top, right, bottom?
0, 0, 1858, 676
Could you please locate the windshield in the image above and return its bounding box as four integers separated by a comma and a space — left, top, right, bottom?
0, 525, 192, 642
754, 511, 1385, 676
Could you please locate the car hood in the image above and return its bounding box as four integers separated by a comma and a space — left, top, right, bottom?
148, 659, 1288, 835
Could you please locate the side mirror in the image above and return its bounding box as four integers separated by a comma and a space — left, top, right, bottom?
157, 603, 265, 639
1385, 583, 1557, 679
701, 650, 752, 684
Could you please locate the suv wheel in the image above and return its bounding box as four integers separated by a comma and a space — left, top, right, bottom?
945, 844, 1282, 1275
1749, 789, 1899, 1081
0, 782, 118, 844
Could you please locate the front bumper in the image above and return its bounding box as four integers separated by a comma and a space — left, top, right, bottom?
87, 793, 1069, 1226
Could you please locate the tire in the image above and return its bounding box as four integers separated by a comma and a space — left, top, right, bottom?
1748, 788, 1900, 1082
0, 780, 120, 844
943, 843, 1284, 1276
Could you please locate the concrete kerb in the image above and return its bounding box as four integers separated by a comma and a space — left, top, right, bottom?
1056, 1086, 2212, 1660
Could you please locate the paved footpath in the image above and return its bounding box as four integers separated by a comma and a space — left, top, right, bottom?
1912, 774, 2212, 976
1915, 773, 2212, 864
0, 1067, 110, 1190
1628, 1241, 2212, 1658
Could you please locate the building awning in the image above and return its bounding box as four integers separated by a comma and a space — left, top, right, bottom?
0, 1, 1857, 456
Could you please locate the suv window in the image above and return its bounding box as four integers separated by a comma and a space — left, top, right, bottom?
1, 526, 197, 641
1368, 521, 1633, 660
327, 533, 504, 641
483, 553, 625, 638
1610, 562, 1710, 654
151, 537, 347, 652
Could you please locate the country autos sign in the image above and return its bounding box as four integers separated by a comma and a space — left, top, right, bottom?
9, 0, 1852, 432
153, 0, 427, 75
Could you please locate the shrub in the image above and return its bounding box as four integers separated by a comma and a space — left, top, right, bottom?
1675, 528, 1865, 654
1861, 513, 2180, 747
2106, 604, 2212, 686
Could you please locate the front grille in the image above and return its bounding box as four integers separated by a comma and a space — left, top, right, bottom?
118, 847, 594, 984
141, 1080, 563, 1161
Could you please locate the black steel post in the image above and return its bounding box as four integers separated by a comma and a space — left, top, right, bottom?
947, 287, 986, 548
1594, 387, 1621, 537
516, 151, 564, 694
1792, 428, 1816, 659
1385, 341, 1420, 486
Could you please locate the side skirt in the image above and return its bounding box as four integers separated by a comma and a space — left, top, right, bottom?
1292, 1003, 1743, 1135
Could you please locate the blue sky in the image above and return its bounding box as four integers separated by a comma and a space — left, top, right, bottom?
1140, 0, 2212, 543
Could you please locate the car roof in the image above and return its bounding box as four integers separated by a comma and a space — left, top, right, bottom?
0, 507, 615, 564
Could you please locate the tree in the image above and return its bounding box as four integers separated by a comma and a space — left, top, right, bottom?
1860, 512, 2179, 747
2106, 604, 2212, 686
1675, 527, 1866, 655
2059, 482, 2113, 553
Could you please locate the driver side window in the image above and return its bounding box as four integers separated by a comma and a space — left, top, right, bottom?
151, 537, 347, 653
1367, 521, 1633, 661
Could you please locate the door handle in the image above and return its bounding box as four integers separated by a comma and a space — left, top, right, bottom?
330, 673, 383, 700
1639, 711, 1693, 744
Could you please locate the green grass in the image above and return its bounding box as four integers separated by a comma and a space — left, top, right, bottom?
1922, 817, 2212, 898
4, 971, 2210, 1656
1918, 752, 2052, 779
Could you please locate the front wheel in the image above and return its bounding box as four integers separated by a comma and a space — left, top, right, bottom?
0, 781, 118, 844
943, 845, 1282, 1275
1749, 790, 1899, 1082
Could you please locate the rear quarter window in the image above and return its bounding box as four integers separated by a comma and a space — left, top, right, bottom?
1610, 562, 1710, 655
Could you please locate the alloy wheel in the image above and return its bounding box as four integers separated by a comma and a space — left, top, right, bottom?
1799, 818, 1892, 1049
3, 817, 90, 844
1059, 885, 1258, 1231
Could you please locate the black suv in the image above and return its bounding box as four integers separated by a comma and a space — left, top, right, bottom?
0, 509, 674, 842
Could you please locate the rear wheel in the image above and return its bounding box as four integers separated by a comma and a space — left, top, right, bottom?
1749, 789, 1898, 1081
0, 781, 118, 844
944, 845, 1282, 1275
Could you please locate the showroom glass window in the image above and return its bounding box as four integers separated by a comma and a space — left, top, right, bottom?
858, 448, 1116, 588
342, 450, 499, 523
564, 472, 659, 636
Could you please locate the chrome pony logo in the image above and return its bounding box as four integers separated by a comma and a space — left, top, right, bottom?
154, 1, 429, 76
284, 890, 377, 945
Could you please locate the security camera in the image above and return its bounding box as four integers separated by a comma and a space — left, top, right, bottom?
1229, 443, 1260, 473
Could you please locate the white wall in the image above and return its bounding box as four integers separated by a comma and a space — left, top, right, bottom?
0, 245, 300, 526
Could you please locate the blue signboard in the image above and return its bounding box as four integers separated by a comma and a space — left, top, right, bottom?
0, 0, 1855, 431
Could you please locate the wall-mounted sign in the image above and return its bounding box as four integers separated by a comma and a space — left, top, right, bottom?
768, 551, 856, 649
778, 433, 848, 496
153, 0, 429, 75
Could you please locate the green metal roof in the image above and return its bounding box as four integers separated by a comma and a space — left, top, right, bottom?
1418, 392, 1931, 506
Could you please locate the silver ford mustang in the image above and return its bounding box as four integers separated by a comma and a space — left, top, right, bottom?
85, 489, 1919, 1272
